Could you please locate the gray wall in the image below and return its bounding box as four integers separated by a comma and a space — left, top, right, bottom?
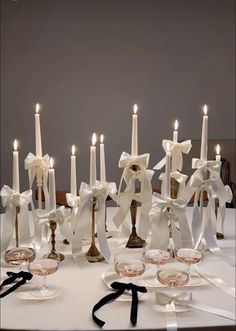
1, 0, 235, 193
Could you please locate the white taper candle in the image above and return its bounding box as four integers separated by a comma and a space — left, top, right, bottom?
200, 105, 208, 161
100, 134, 106, 183
173, 119, 179, 143
70, 145, 77, 195
90, 133, 97, 187
164, 142, 171, 198
131, 104, 138, 156
35, 103, 42, 157
49, 157, 56, 210
12, 139, 20, 192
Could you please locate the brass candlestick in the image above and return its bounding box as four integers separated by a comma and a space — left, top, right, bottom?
15, 206, 20, 247
86, 197, 105, 262
215, 198, 224, 239
126, 165, 146, 248
47, 220, 64, 261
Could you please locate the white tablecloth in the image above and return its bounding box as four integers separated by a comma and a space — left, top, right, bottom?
1, 207, 235, 331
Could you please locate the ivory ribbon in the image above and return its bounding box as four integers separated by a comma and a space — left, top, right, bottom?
37, 206, 72, 243
155, 291, 235, 321
194, 265, 235, 299
159, 171, 188, 199
24, 153, 50, 210
113, 152, 154, 239
149, 193, 192, 250
153, 140, 192, 171
72, 181, 116, 262
1, 185, 32, 252
66, 193, 80, 234
187, 159, 234, 266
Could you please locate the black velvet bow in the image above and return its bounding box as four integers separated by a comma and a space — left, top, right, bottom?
92, 281, 147, 327
0, 271, 33, 298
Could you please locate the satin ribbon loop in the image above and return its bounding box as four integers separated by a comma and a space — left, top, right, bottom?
150, 193, 191, 249
72, 181, 111, 262
154, 140, 192, 171
0, 186, 32, 252
66, 193, 80, 208
114, 152, 153, 239
92, 281, 147, 327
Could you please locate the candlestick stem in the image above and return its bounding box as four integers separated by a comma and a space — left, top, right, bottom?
47, 220, 64, 261
86, 197, 104, 262
15, 206, 20, 248
126, 165, 146, 248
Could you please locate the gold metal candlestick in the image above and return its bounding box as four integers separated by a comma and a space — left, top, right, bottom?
47, 220, 64, 261
86, 197, 105, 262
215, 198, 224, 239
15, 206, 20, 247
126, 165, 146, 248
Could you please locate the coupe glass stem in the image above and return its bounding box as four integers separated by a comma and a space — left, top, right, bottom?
41, 276, 48, 293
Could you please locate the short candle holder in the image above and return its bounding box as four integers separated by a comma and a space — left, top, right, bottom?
86, 196, 105, 263
126, 165, 146, 249
47, 220, 64, 261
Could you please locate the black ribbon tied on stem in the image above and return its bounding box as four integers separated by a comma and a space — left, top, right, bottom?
0, 271, 33, 298
92, 281, 147, 327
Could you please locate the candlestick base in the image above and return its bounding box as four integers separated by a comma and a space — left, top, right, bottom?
86, 245, 105, 263
126, 198, 146, 248
216, 232, 224, 240
126, 226, 146, 248
47, 220, 65, 261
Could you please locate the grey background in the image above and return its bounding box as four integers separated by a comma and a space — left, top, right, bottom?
1, 0, 235, 194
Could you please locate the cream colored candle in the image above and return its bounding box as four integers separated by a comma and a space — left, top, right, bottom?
173, 119, 179, 143
164, 142, 171, 198
90, 133, 97, 187
215, 144, 221, 162
49, 157, 56, 210
13, 139, 20, 192
100, 134, 106, 183
71, 145, 77, 195
200, 105, 208, 161
131, 104, 138, 156
35, 103, 42, 157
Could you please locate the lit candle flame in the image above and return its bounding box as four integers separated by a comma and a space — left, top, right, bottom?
216, 144, 220, 155
166, 141, 171, 153
13, 139, 18, 151
174, 119, 179, 131
133, 104, 138, 114
36, 103, 40, 114
50, 157, 54, 168
100, 134, 104, 143
203, 104, 208, 115
71, 145, 76, 156
92, 133, 97, 146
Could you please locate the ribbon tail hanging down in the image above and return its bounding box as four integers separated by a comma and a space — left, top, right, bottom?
150, 211, 169, 250
191, 190, 203, 248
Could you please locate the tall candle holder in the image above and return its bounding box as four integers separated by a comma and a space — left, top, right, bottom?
171, 178, 179, 199
47, 220, 64, 261
86, 197, 105, 262
126, 165, 146, 248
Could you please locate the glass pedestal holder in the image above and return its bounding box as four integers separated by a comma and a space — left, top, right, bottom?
15, 206, 20, 247
86, 196, 105, 263
126, 165, 146, 249
47, 220, 64, 261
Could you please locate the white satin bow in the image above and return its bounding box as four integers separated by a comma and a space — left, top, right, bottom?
1, 185, 32, 252
113, 152, 154, 239
37, 206, 72, 242
149, 193, 192, 249
24, 152, 50, 210
186, 158, 234, 266
153, 139, 192, 171
159, 171, 188, 198
72, 181, 113, 262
